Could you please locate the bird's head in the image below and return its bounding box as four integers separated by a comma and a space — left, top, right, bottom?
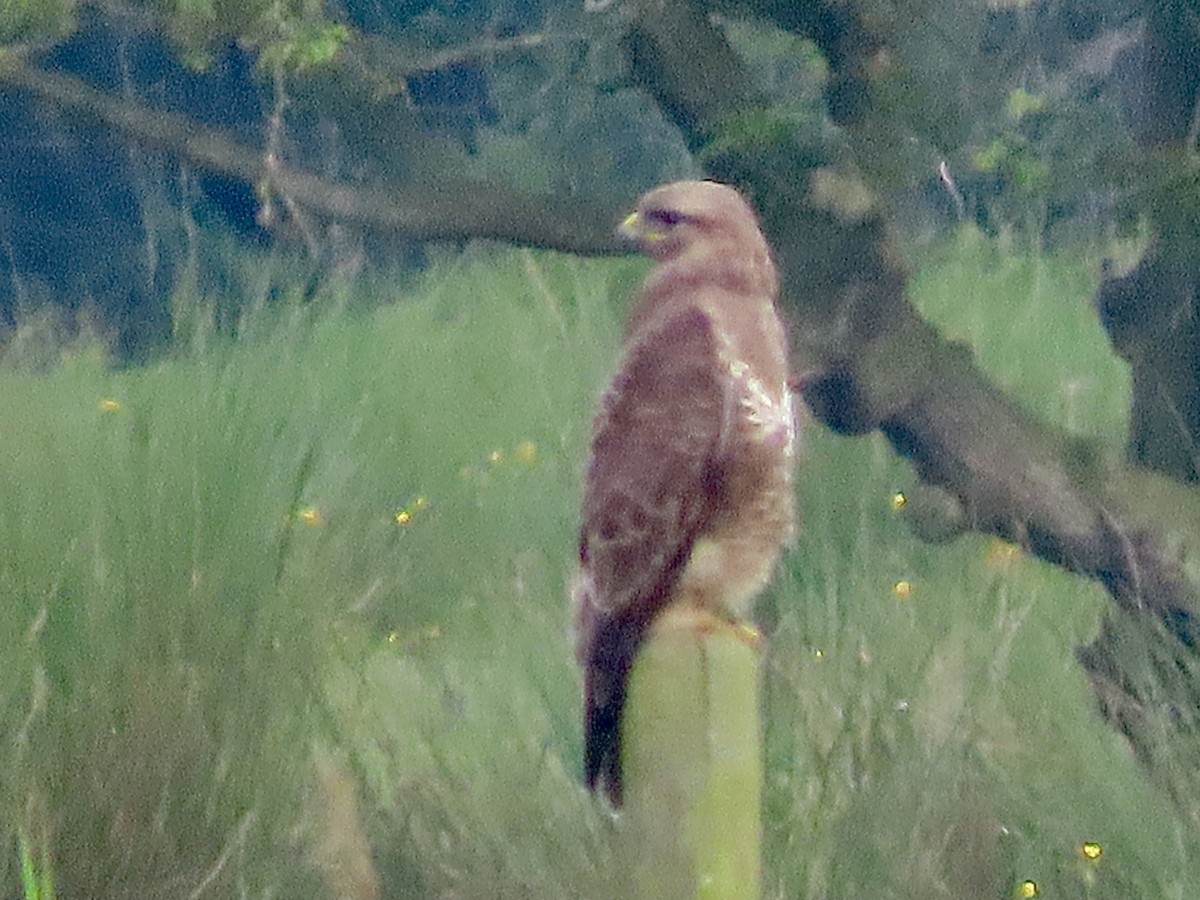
618, 180, 768, 265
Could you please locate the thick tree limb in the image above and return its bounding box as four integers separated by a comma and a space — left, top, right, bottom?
0, 55, 627, 256
1098, 238, 1200, 483
1092, 0, 1200, 485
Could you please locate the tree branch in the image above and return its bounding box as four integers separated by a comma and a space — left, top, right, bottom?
0, 55, 627, 256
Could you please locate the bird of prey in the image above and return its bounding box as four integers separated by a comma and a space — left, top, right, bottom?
573, 180, 797, 805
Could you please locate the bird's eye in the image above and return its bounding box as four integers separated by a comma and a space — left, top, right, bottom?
646, 208, 688, 227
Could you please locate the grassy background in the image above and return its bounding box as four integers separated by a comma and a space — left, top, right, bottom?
0, 232, 1195, 898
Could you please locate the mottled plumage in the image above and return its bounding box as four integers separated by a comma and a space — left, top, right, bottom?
574, 180, 797, 805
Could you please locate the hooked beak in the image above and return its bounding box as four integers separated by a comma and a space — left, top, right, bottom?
618, 210, 668, 247
617, 211, 641, 241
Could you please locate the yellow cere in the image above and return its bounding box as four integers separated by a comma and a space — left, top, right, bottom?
1018, 880, 1038, 898
298, 507, 322, 526
515, 440, 538, 464
98, 398, 121, 412
893, 580, 913, 598
890, 491, 907, 511
1080, 841, 1102, 861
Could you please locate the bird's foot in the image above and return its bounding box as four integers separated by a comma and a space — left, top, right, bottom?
654, 606, 762, 652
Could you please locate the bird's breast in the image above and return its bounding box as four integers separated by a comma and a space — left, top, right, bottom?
671, 345, 796, 618
724, 358, 796, 459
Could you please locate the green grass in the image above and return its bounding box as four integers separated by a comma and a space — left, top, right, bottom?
0, 234, 1196, 898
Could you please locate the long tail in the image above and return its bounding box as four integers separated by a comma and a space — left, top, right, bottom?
582, 611, 650, 806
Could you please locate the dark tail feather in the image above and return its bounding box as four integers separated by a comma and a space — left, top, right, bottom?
584, 675, 624, 805
583, 613, 648, 807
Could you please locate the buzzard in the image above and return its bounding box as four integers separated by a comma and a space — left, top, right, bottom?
574, 180, 797, 805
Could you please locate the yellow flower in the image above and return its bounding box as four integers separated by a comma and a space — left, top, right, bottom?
98, 398, 121, 412
395, 495, 429, 526
1079, 841, 1102, 861
890, 491, 907, 511
893, 580, 913, 598
516, 440, 538, 464
987, 538, 1020, 565
1017, 880, 1038, 898
298, 507, 322, 526
387, 625, 440, 645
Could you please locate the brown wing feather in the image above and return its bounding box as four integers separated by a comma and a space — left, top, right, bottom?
576, 306, 731, 803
